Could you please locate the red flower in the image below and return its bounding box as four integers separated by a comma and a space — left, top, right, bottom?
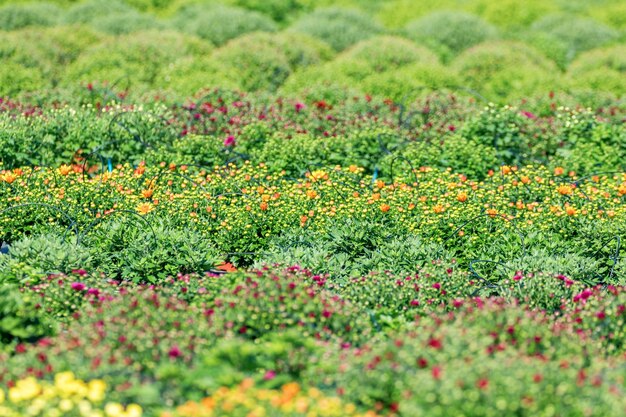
476, 378, 489, 390
428, 338, 443, 350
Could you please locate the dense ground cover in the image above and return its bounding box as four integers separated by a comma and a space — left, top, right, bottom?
0, 1, 625, 416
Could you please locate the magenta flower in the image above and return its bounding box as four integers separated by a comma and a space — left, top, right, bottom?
295, 102, 305, 113
71, 269, 88, 276
223, 135, 236, 147
71, 282, 86, 291
263, 370, 276, 380
168, 346, 182, 359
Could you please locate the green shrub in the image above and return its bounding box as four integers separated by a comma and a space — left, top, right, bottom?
567, 44, 626, 75
234, 32, 334, 69
375, 0, 459, 28
0, 284, 55, 349
157, 57, 239, 97
288, 7, 383, 51
173, 4, 277, 46
530, 14, 619, 63
0, 61, 45, 97
232, 0, 308, 23
209, 37, 291, 91
84, 219, 219, 283
64, 0, 135, 24
0, 234, 93, 281
0, 25, 104, 87
452, 41, 560, 102
469, 0, 558, 30
590, 1, 626, 30
381, 135, 498, 180
337, 35, 439, 73
0, 2, 61, 30
90, 11, 167, 35
279, 68, 363, 104
405, 11, 497, 60
566, 45, 626, 99
359, 64, 462, 102
64, 30, 213, 90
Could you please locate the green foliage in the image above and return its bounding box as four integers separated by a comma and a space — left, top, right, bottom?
64, 30, 213, 90
209, 36, 293, 92
289, 7, 383, 51
90, 11, 168, 35
338, 35, 439, 72
0, 234, 93, 283
83, 219, 219, 283
174, 4, 278, 46
381, 135, 499, 180
232, 0, 308, 23
405, 11, 497, 60
0, 25, 105, 87
566, 45, 626, 97
0, 284, 55, 349
0, 2, 61, 30
452, 41, 560, 102
470, 0, 558, 30
0, 61, 45, 97
251, 133, 327, 175
531, 14, 619, 63
64, 0, 135, 24
359, 63, 461, 102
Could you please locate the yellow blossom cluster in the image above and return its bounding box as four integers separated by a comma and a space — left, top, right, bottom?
0, 372, 141, 417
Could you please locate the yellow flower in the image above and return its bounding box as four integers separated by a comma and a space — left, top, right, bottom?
105, 402, 124, 417
8, 377, 41, 402
136, 202, 154, 215
87, 379, 107, 402
58, 164, 73, 176
126, 404, 143, 417
0, 388, 4, 404
557, 184, 572, 195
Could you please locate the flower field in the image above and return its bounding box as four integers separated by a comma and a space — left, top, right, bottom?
1, 1, 625, 416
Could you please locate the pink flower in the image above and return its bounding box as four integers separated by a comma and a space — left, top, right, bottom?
295, 102, 305, 112
263, 370, 276, 380
71, 282, 86, 291
410, 299, 420, 306
71, 269, 88, 276
432, 282, 441, 290
223, 135, 236, 147
168, 346, 182, 359
522, 111, 536, 119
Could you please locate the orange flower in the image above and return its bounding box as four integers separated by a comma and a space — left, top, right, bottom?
618, 183, 626, 196
141, 189, 154, 199
58, 164, 72, 176
565, 206, 576, 216
306, 190, 318, 199
260, 202, 268, 211
376, 180, 385, 189
486, 209, 497, 218
557, 184, 573, 195
1, 172, 16, 183
554, 167, 564, 176
136, 202, 154, 215
456, 192, 467, 202
216, 262, 237, 272
380, 204, 390, 213
433, 204, 445, 214
501, 165, 511, 174
520, 176, 531, 184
